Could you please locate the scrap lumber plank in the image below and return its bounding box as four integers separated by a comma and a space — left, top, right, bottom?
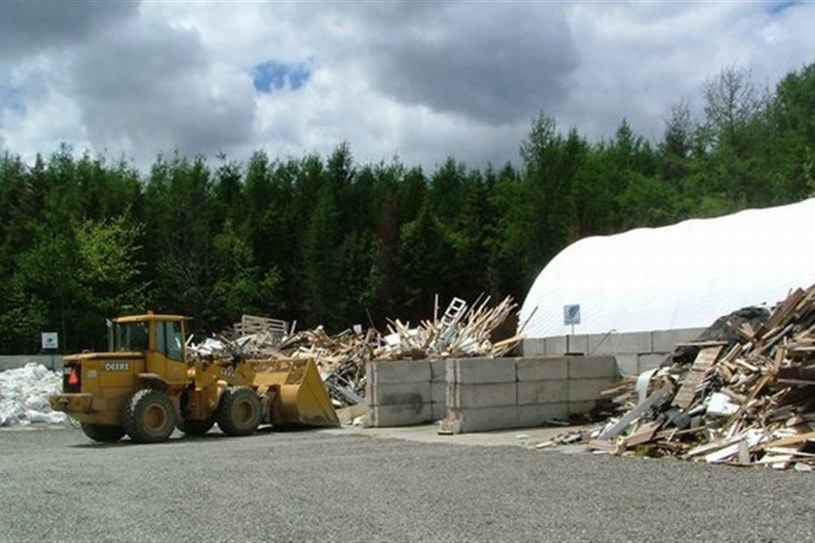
764, 431, 815, 449
600, 381, 634, 397
586, 439, 616, 452
673, 341, 728, 348
724, 373, 772, 431
653, 425, 705, 441
672, 345, 723, 409
598, 383, 674, 440
737, 440, 751, 465
622, 421, 662, 448
776, 378, 815, 386
763, 288, 805, 333
764, 447, 815, 458
705, 442, 742, 463
687, 434, 746, 459
757, 453, 794, 467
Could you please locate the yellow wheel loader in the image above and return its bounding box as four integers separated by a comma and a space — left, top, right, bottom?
49, 312, 339, 444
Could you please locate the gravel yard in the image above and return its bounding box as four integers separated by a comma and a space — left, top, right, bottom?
1, 425, 814, 542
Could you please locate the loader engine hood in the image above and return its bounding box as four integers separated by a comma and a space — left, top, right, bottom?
61, 352, 145, 393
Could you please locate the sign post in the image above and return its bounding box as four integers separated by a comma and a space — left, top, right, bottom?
563, 304, 581, 355
41, 332, 59, 371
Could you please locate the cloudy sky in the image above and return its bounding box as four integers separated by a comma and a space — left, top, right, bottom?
1, 1, 814, 173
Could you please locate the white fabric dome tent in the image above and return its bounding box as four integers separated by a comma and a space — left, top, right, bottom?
519, 198, 815, 338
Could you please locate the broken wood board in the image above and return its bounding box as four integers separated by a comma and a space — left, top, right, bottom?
623, 421, 662, 448
672, 345, 723, 409
598, 383, 674, 440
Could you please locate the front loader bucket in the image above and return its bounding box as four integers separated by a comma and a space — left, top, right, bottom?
250, 358, 340, 428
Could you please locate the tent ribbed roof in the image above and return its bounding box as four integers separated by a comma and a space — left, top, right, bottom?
519, 198, 815, 338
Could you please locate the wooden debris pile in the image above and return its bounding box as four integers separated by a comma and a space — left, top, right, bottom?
186, 295, 523, 407
586, 282, 815, 470
375, 295, 523, 360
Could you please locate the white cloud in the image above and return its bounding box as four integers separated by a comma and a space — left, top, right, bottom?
1, 1, 814, 172
0, 56, 89, 161
564, 1, 815, 142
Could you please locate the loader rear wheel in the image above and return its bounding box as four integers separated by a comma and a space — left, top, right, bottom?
80, 423, 126, 443
177, 417, 215, 436
121, 389, 176, 444
215, 386, 261, 436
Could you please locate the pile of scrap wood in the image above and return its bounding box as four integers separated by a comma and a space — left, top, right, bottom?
376, 295, 523, 360
186, 295, 523, 408
585, 282, 815, 470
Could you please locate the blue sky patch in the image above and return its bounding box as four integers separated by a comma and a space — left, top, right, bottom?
0, 84, 25, 115
251, 60, 311, 93
767, 1, 802, 15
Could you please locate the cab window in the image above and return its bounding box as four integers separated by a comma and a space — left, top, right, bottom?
114, 322, 149, 351
156, 321, 184, 361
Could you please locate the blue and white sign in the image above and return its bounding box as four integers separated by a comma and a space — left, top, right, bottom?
563, 304, 581, 326
41, 332, 58, 350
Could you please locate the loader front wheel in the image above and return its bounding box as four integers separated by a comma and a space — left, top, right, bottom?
215, 386, 261, 436
81, 423, 126, 443
121, 389, 176, 444
177, 417, 215, 436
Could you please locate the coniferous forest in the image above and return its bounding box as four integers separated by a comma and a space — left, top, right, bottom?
2, 63, 814, 354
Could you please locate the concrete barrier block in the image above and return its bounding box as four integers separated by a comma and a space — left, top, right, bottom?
568, 401, 598, 416
430, 360, 447, 381
615, 354, 639, 377
446, 406, 518, 433
370, 403, 432, 427
568, 356, 617, 379
564, 334, 589, 355
651, 327, 705, 352
516, 357, 568, 381
586, 333, 616, 355
447, 357, 516, 384
521, 339, 545, 357
517, 380, 568, 405
368, 382, 431, 407
613, 332, 653, 354
568, 378, 617, 402
539, 402, 570, 422
431, 402, 446, 422
544, 336, 568, 355
447, 383, 516, 409
638, 353, 668, 373
368, 359, 431, 384
0, 355, 63, 371
518, 403, 569, 427
431, 381, 446, 404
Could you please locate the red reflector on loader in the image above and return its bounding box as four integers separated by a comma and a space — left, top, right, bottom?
68, 370, 79, 385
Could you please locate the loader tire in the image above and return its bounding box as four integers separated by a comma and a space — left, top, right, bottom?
121, 389, 176, 444
177, 417, 215, 436
80, 423, 126, 443
215, 386, 262, 436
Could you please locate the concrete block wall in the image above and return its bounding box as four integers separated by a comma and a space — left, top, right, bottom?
366, 359, 439, 427
366, 355, 619, 431
443, 356, 618, 434
430, 360, 447, 421
521, 327, 706, 377
446, 358, 517, 432
0, 355, 63, 372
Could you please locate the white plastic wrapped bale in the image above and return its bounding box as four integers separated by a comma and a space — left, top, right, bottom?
0, 363, 67, 426
520, 198, 815, 338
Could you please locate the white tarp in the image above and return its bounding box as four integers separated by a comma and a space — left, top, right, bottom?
0, 363, 67, 426
520, 198, 815, 338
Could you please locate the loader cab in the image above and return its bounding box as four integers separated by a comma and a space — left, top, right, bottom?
113, 321, 149, 352
111, 313, 189, 384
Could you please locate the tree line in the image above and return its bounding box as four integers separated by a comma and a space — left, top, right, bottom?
1, 61, 814, 354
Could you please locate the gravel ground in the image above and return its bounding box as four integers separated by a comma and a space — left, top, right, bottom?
1, 425, 814, 542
